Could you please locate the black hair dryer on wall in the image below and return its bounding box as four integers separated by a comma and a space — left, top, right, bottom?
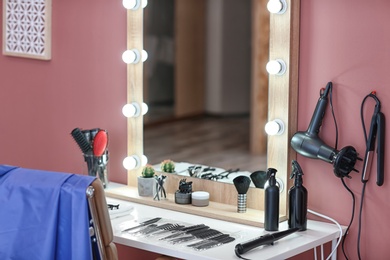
291, 82, 360, 178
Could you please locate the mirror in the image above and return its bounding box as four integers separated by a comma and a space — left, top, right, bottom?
143, 0, 252, 124
107, 0, 300, 227
143, 0, 268, 184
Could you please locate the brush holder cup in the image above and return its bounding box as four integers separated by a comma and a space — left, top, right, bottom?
83, 151, 109, 188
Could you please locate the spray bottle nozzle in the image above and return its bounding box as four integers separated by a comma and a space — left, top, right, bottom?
290, 160, 304, 179
267, 168, 278, 186
267, 168, 277, 178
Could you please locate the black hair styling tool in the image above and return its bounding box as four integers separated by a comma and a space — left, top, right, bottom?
360, 92, 385, 186
234, 228, 299, 260
291, 82, 361, 178
376, 113, 385, 186
71, 128, 92, 154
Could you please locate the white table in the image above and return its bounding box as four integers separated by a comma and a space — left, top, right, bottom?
107, 197, 344, 260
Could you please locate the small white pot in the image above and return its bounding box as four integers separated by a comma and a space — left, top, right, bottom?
137, 176, 156, 197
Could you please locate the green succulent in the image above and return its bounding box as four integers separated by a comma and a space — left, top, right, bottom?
142, 164, 156, 178
160, 159, 175, 173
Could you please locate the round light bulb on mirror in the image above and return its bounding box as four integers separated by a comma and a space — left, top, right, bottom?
122, 49, 140, 64
123, 155, 141, 170
266, 59, 287, 75
141, 50, 148, 62
122, 0, 147, 10
141, 102, 149, 115
141, 155, 148, 166
122, 102, 141, 117
122, 0, 138, 9
265, 119, 285, 135
267, 0, 287, 14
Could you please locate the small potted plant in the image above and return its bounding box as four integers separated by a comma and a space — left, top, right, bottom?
160, 159, 175, 173
137, 164, 156, 197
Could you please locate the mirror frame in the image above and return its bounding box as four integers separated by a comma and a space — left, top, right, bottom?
267, 0, 299, 218
107, 0, 300, 227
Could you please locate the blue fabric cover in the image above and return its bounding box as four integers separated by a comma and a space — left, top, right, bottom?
0, 165, 96, 260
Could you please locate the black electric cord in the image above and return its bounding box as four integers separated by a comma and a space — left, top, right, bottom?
340, 177, 356, 260
357, 182, 366, 260
356, 96, 368, 260
328, 83, 339, 150
360, 93, 378, 141
329, 84, 356, 260
235, 247, 250, 260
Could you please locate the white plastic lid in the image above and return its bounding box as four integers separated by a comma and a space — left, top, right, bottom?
192, 191, 210, 200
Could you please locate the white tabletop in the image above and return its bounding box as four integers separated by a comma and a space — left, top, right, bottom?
107, 196, 344, 260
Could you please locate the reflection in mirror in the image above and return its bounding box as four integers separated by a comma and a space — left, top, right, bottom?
144, 117, 266, 187
143, 0, 269, 184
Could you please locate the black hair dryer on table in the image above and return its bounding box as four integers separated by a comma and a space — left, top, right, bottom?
291, 82, 360, 178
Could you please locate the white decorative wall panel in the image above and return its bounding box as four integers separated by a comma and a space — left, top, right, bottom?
3, 0, 52, 60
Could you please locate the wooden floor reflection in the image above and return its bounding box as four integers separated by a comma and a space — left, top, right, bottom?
144, 115, 267, 173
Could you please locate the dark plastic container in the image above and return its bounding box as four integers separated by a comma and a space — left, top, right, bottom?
264, 168, 279, 231
288, 160, 308, 231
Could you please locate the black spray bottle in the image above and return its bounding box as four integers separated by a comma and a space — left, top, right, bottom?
264, 168, 279, 231
288, 160, 308, 231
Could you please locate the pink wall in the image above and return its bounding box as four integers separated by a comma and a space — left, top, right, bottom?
2, 0, 389, 259
298, 0, 390, 259
0, 1, 159, 258
0, 0, 128, 184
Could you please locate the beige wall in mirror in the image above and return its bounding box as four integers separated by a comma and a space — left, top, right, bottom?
106, 0, 300, 227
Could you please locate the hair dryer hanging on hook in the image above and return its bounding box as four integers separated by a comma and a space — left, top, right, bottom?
291, 82, 361, 178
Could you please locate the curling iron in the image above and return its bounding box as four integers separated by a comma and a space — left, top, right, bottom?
291, 82, 360, 178
234, 227, 299, 259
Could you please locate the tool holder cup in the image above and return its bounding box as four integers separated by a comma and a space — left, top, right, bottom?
83, 151, 109, 188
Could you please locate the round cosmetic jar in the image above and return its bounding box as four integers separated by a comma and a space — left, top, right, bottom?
175, 191, 192, 204
191, 191, 209, 207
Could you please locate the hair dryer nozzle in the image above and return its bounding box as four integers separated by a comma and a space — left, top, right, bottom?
333, 146, 360, 178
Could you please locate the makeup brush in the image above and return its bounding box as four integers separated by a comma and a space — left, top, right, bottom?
233, 175, 252, 213
250, 171, 268, 189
